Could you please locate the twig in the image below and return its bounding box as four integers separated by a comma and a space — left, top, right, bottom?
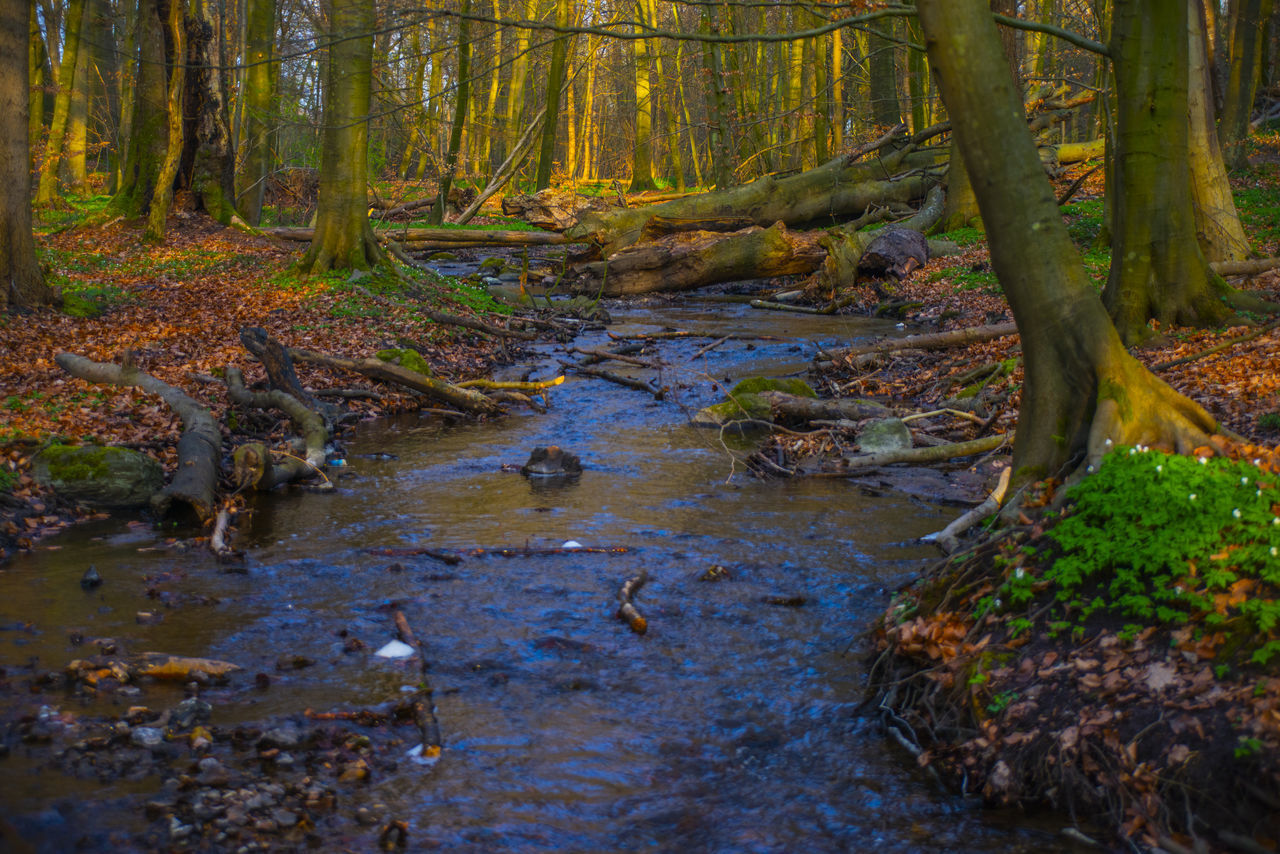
367, 546, 463, 565
457, 376, 565, 391
900, 408, 987, 426
392, 609, 442, 756
921, 465, 1012, 553
1055, 163, 1101, 206
1152, 318, 1280, 371
559, 359, 665, 399
812, 433, 1010, 474
616, 569, 649, 634
569, 346, 666, 368
690, 336, 730, 360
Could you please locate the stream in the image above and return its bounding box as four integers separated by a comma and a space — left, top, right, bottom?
0, 293, 1074, 851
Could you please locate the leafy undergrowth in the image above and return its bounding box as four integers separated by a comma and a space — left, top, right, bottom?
1, 207, 527, 556
872, 439, 1280, 848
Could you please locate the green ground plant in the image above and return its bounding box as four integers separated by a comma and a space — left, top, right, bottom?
989, 448, 1280, 666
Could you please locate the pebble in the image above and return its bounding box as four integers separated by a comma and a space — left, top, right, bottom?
258, 725, 302, 750
80, 566, 103, 589
171, 697, 212, 730
271, 808, 298, 828
196, 757, 229, 786
130, 727, 164, 749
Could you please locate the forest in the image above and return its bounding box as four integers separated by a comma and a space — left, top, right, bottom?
3, 0, 1280, 851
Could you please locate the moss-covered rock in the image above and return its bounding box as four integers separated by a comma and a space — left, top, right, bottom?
478, 256, 508, 273
375, 348, 432, 377
31, 445, 164, 509
728, 376, 817, 398
691, 377, 815, 427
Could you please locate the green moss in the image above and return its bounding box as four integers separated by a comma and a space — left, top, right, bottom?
478, 256, 507, 273
61, 291, 103, 318
729, 376, 816, 398
1097, 377, 1132, 421
376, 348, 432, 376
705, 393, 773, 423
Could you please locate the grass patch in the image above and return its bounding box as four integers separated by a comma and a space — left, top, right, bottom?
1234, 185, 1280, 249
929, 264, 1000, 294
1062, 198, 1104, 247
934, 225, 985, 247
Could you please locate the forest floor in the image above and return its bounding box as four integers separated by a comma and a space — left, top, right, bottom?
2, 151, 1280, 849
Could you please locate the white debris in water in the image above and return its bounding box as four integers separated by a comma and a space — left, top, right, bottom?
374, 639, 415, 659
562, 540, 584, 549
406, 743, 441, 766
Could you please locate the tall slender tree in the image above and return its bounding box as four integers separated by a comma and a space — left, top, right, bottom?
2, 0, 54, 311
535, 0, 572, 189
237, 0, 276, 225
36, 0, 85, 204
429, 0, 472, 225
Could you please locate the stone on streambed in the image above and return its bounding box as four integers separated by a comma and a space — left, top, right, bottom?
854, 418, 913, 455
692, 376, 817, 428
31, 444, 164, 509
521, 446, 583, 477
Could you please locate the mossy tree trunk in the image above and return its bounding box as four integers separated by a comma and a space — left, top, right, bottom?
868, 22, 900, 129
144, 0, 184, 242
235, 0, 275, 225
297, 0, 382, 273
2, 0, 54, 311
917, 0, 1218, 484
35, 0, 84, 205
1187, 0, 1252, 263
1102, 0, 1232, 344
28, 10, 45, 166
1219, 0, 1274, 169
108, 0, 170, 220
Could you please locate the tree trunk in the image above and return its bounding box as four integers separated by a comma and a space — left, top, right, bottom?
63, 17, 89, 192
700, 5, 734, 189
1219, 0, 1274, 168
144, 0, 184, 242
35, 0, 84, 204
108, 0, 169, 219
918, 0, 1218, 484
28, 9, 45, 166
567, 146, 934, 254
868, 22, 900, 128
428, 0, 471, 226
1103, 0, 1232, 344
1187, 0, 1252, 263
235, 0, 274, 225
571, 222, 826, 296
502, 0, 534, 179
535, 0, 571, 189
628, 0, 657, 192
297, 0, 382, 273
2, 0, 54, 311
180, 0, 238, 226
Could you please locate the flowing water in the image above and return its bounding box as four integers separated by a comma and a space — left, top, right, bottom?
0, 296, 1072, 851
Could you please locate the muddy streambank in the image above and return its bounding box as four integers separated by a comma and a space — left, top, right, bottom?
1, 293, 1077, 852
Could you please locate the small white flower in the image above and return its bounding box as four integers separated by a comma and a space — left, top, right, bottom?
1255, 459, 1263, 467
1274, 517, 1280, 526
1086, 464, 1096, 474
1242, 477, 1250, 486
1104, 438, 1113, 447
1175, 586, 1183, 594
1156, 464, 1164, 473
1258, 490, 1264, 498
993, 599, 1002, 609
1014, 568, 1025, 580
1272, 547, 1279, 557
1189, 493, 1198, 501
1199, 457, 1208, 464
1232, 508, 1242, 519
1128, 448, 1137, 456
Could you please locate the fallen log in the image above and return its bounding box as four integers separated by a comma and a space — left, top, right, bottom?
757, 391, 891, 423
826, 433, 1009, 472
367, 546, 463, 565
570, 222, 826, 296
616, 569, 649, 634
238, 327, 335, 420
55, 352, 220, 519
817, 184, 948, 291
568, 346, 666, 369
566, 146, 936, 255
457, 106, 546, 224
286, 347, 502, 416
501, 188, 614, 232
421, 308, 538, 341
822, 322, 1020, 361
1210, 256, 1280, 277
225, 365, 328, 475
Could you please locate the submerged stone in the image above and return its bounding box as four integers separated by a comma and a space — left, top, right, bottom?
31, 445, 164, 509
521, 445, 583, 477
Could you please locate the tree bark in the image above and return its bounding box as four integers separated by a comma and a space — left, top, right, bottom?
108, 0, 169, 220
535, 0, 572, 189
2, 0, 54, 311
918, 0, 1218, 484
144, 0, 184, 241
1103, 0, 1233, 343
570, 222, 826, 296
235, 0, 274, 225
180, 0, 238, 226
297, 0, 383, 273
287, 346, 502, 416
1188, 0, 1252, 263
628, 0, 657, 192
1219, 0, 1274, 169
